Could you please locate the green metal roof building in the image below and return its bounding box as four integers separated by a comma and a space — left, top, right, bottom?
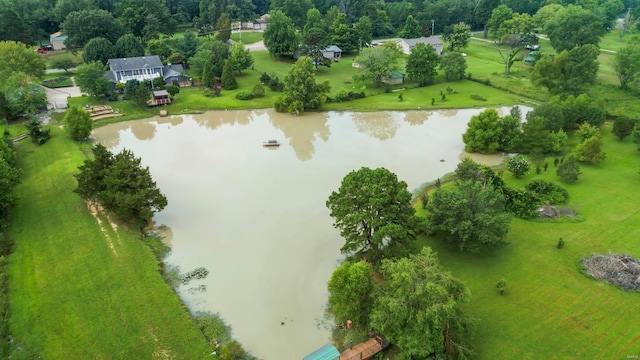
303, 344, 340, 360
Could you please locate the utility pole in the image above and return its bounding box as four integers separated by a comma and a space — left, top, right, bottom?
431, 20, 435, 37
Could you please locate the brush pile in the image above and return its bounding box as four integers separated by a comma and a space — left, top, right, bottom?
583, 253, 640, 291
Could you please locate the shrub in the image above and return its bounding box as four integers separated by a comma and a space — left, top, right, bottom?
526, 179, 569, 204
252, 84, 265, 98
260, 72, 271, 85
202, 88, 216, 97
334, 90, 366, 102
268, 77, 284, 92
580, 106, 606, 127
165, 85, 180, 96
506, 155, 531, 178
502, 186, 539, 218
235, 90, 254, 100
556, 156, 582, 183
470, 94, 486, 101
194, 312, 232, 347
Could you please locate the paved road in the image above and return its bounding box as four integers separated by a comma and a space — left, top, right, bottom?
43, 77, 82, 111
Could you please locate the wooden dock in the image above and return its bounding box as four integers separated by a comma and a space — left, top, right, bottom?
339, 336, 388, 360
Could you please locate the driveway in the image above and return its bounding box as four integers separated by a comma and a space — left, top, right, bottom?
43, 78, 82, 111
245, 40, 267, 52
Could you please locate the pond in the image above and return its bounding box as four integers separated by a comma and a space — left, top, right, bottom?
91, 107, 524, 360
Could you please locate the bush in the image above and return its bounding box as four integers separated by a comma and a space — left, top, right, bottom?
502, 186, 539, 218
268, 77, 284, 92
260, 72, 271, 85
506, 155, 531, 178
252, 84, 265, 98
202, 88, 217, 97
165, 85, 180, 97
194, 312, 232, 347
106, 92, 119, 101
470, 94, 486, 101
525, 179, 569, 204
580, 106, 606, 127
556, 156, 582, 183
334, 89, 366, 102
235, 90, 254, 100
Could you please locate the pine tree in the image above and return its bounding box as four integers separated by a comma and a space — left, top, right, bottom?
221, 60, 237, 90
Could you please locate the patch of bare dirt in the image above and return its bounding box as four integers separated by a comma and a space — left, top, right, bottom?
583, 253, 640, 291
87, 202, 118, 257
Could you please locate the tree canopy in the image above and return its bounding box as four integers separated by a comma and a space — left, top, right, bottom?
427, 180, 511, 252
74, 144, 168, 227
263, 10, 298, 57
370, 247, 474, 359
326, 167, 424, 262
114, 34, 144, 58
3, 72, 47, 120
531, 45, 599, 96
0, 41, 46, 84
354, 42, 403, 87
274, 56, 330, 114
439, 52, 467, 81
405, 43, 439, 86
443, 22, 471, 51
82, 37, 115, 65
545, 5, 605, 52
75, 61, 112, 98
327, 260, 374, 329
62, 9, 124, 49
64, 106, 93, 141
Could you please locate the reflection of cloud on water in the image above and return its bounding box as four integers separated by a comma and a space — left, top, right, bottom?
130, 121, 157, 140
403, 111, 432, 126
269, 112, 330, 161
192, 110, 256, 131
352, 111, 401, 141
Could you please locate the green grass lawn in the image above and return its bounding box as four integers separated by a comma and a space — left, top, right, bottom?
412, 127, 640, 359
599, 31, 630, 53
231, 31, 263, 44
7, 127, 214, 359
42, 50, 83, 69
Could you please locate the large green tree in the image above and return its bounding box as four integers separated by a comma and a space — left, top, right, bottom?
3, 72, 47, 120
443, 22, 471, 51
146, 39, 173, 62
462, 108, 519, 153
82, 37, 114, 65
427, 180, 511, 252
545, 5, 606, 52
326, 167, 424, 262
228, 42, 254, 75
270, 0, 314, 28
330, 13, 359, 53
215, 12, 232, 43
263, 10, 298, 58
74, 144, 168, 227
354, 42, 403, 87
0, 41, 45, 83
531, 45, 599, 96
175, 30, 199, 59
64, 106, 93, 141
114, 0, 177, 40
114, 34, 145, 58
612, 116, 636, 141
62, 9, 123, 49
302, 8, 331, 70
488, 4, 513, 37
399, 15, 421, 38
0, 138, 20, 230
439, 52, 467, 81
274, 56, 330, 114
0, 0, 52, 45
327, 260, 374, 329
405, 43, 439, 86
190, 40, 230, 80
370, 247, 474, 359
613, 43, 640, 90
75, 61, 112, 97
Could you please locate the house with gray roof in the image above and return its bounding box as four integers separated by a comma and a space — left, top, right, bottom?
375, 37, 444, 55
105, 56, 187, 85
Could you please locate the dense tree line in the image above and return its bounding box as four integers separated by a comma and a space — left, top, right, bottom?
0, 133, 20, 231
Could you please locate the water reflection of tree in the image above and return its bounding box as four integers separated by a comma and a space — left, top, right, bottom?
91, 121, 134, 149
352, 111, 401, 141
156, 116, 184, 127
269, 112, 330, 161
403, 111, 431, 126
439, 109, 459, 117
130, 121, 157, 141
193, 110, 256, 131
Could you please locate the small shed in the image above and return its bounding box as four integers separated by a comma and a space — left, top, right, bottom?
322, 45, 342, 61
50, 31, 68, 50
524, 51, 538, 65
382, 70, 405, 85
147, 90, 171, 106
303, 344, 340, 360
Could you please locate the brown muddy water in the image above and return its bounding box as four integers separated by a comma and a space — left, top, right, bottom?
91, 107, 527, 360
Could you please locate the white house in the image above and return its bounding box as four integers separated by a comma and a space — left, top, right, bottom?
375, 37, 444, 55
104, 56, 187, 85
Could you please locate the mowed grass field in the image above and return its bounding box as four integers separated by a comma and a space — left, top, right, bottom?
413, 127, 640, 359
6, 127, 213, 359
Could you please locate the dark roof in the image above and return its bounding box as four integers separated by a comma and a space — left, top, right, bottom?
162, 64, 185, 79
107, 56, 164, 71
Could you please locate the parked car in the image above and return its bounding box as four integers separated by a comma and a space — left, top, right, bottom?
525, 44, 540, 51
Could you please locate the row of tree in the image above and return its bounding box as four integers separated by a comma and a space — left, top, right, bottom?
0, 133, 20, 231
